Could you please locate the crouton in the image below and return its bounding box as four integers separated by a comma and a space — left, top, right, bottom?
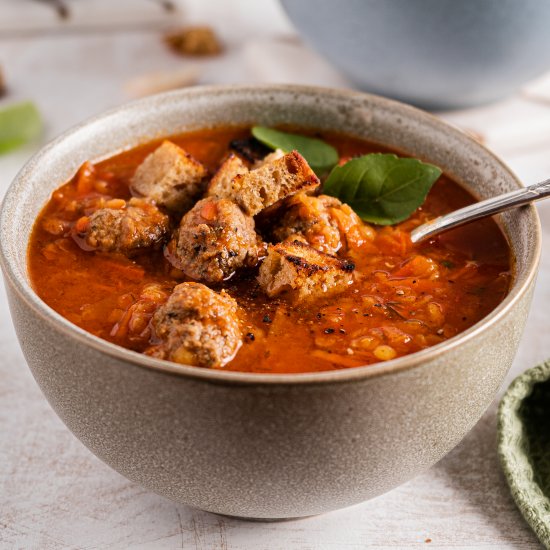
207, 153, 249, 198
252, 148, 285, 169
224, 151, 320, 216
257, 240, 355, 303
130, 140, 207, 213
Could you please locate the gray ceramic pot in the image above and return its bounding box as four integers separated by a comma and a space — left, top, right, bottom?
0, 85, 541, 519
281, 0, 550, 109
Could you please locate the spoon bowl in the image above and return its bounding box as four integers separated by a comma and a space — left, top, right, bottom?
411, 178, 550, 243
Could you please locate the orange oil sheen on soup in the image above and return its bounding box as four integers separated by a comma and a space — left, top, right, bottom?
28, 127, 511, 373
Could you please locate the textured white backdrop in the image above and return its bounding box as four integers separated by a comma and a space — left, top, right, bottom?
1, 2, 549, 548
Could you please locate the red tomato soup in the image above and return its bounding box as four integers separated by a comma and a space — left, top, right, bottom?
28, 127, 511, 373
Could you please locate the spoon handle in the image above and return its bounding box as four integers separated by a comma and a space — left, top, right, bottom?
410, 178, 550, 244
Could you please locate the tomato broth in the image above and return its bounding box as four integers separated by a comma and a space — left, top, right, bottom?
28, 127, 511, 373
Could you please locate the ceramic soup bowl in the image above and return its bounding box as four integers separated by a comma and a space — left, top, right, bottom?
0, 85, 540, 519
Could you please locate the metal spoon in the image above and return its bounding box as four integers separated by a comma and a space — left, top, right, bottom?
410, 177, 550, 244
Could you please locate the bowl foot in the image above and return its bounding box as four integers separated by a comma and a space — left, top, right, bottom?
214, 512, 317, 522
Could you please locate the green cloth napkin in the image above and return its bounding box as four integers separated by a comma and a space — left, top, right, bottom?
498, 360, 550, 549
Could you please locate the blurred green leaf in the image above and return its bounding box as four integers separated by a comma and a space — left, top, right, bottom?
0, 101, 42, 155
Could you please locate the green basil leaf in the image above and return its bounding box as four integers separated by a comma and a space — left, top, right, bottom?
0, 101, 42, 155
324, 153, 442, 225
251, 126, 339, 175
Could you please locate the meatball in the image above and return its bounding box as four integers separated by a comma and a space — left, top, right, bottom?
272, 193, 375, 255
148, 282, 241, 368
272, 193, 343, 254
75, 197, 170, 255
166, 197, 264, 283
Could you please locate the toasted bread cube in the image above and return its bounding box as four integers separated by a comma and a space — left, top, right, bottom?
258, 240, 354, 302
228, 151, 320, 216
130, 140, 207, 213
252, 148, 285, 169
207, 153, 249, 198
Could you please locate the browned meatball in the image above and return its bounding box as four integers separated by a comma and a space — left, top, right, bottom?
75, 197, 170, 255
272, 193, 375, 255
166, 197, 264, 283
147, 282, 241, 368
272, 193, 343, 254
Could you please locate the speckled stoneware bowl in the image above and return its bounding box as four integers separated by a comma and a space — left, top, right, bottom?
0, 85, 541, 519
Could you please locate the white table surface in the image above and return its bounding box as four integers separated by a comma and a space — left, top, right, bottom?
1, 3, 550, 548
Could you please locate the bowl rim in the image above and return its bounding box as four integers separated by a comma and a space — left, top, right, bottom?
0, 83, 541, 386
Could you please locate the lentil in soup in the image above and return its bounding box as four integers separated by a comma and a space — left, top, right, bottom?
28, 127, 511, 373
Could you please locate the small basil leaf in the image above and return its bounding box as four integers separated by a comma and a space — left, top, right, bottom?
324, 153, 442, 225
251, 126, 339, 174
0, 101, 42, 155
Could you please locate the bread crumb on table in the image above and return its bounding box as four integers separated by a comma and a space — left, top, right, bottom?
164, 26, 223, 56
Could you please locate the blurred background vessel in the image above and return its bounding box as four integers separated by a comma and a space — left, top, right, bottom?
282, 0, 550, 109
